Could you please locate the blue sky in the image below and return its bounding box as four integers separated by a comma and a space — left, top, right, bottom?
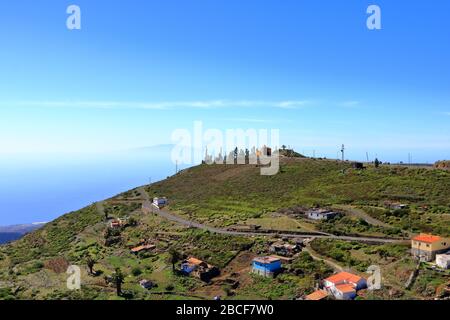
0, 0, 449, 163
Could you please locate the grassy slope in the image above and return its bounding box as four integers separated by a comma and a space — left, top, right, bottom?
147, 159, 450, 234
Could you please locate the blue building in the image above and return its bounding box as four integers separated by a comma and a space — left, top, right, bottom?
252, 256, 282, 277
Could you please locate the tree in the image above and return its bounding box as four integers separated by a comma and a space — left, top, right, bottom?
374, 158, 380, 168
168, 248, 182, 272
281, 145, 286, 150
128, 217, 138, 226
111, 268, 125, 296
245, 149, 250, 164
86, 256, 96, 275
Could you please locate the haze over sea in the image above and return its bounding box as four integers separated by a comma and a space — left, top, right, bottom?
0, 145, 186, 226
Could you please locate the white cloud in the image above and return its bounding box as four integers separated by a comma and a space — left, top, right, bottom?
275, 100, 312, 109
338, 100, 360, 108
2, 99, 316, 110
223, 117, 290, 123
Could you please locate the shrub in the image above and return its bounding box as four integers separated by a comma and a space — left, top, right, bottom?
131, 267, 142, 277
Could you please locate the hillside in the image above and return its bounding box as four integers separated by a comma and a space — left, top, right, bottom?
147, 158, 450, 235
0, 158, 449, 300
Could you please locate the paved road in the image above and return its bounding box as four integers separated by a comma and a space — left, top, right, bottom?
140, 201, 406, 245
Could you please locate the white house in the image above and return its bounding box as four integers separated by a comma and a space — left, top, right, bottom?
323, 271, 366, 300
332, 284, 357, 300
436, 252, 450, 269
306, 209, 338, 220
152, 197, 168, 209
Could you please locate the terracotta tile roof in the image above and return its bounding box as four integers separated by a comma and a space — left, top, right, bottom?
412, 234, 442, 244
253, 256, 281, 264
305, 290, 328, 300
131, 244, 155, 253
335, 284, 356, 294
325, 272, 363, 285
186, 257, 205, 265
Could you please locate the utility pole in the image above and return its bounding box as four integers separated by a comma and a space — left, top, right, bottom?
366, 152, 369, 163
341, 144, 345, 161
175, 160, 178, 174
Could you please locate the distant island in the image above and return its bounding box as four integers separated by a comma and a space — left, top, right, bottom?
0, 223, 46, 245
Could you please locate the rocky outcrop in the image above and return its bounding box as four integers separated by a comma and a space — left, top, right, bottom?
434, 160, 450, 170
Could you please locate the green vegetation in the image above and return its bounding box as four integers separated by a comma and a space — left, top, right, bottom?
311, 239, 371, 271
360, 205, 450, 236
147, 160, 450, 235
0, 158, 448, 300
310, 239, 410, 272
0, 288, 15, 300
289, 251, 333, 279
318, 215, 404, 237
173, 230, 254, 268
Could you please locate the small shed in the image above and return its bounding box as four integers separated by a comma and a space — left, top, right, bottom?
305, 290, 328, 301
131, 244, 156, 254
351, 162, 365, 170
436, 252, 450, 269
252, 256, 282, 277
181, 257, 220, 282
153, 197, 168, 209
306, 209, 338, 220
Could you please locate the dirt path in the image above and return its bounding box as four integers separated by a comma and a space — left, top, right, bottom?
303, 245, 344, 272
334, 204, 391, 228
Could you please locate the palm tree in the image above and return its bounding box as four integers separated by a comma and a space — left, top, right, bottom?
86, 256, 96, 275
168, 248, 182, 272
111, 268, 124, 296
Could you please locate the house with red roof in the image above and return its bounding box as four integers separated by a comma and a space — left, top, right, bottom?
181, 257, 220, 282
411, 233, 450, 262
323, 271, 367, 300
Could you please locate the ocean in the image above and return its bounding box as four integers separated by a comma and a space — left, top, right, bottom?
0, 145, 187, 226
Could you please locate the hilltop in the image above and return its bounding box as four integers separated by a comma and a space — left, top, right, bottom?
147, 158, 450, 235
0, 157, 449, 300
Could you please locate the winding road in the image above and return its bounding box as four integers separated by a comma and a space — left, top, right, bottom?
138, 188, 407, 244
